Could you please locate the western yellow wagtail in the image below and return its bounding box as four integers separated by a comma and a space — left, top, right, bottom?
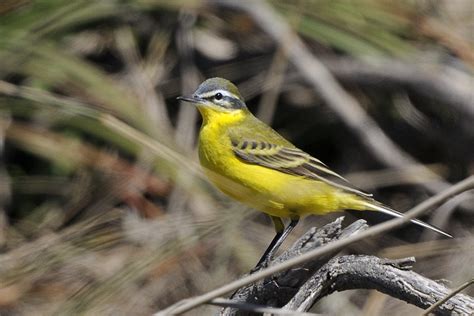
178, 77, 451, 268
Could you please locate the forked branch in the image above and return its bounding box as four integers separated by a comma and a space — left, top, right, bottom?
285, 255, 473, 315
221, 220, 473, 315
157, 176, 474, 315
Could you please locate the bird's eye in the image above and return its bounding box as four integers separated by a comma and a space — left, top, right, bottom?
215, 93, 223, 100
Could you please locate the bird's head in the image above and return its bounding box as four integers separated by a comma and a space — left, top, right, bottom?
178, 77, 247, 122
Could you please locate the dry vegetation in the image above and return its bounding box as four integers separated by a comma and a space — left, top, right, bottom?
0, 0, 473, 315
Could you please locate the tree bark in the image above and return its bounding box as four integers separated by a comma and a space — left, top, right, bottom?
221, 217, 474, 315
222, 217, 368, 315
285, 255, 474, 315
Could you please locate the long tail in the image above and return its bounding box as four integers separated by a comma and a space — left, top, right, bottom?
362, 201, 452, 238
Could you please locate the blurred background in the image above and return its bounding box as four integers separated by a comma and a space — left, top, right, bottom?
0, 0, 473, 315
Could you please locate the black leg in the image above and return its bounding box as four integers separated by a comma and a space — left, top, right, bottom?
252, 216, 300, 272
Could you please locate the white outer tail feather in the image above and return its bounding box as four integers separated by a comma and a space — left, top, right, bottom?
362, 202, 452, 238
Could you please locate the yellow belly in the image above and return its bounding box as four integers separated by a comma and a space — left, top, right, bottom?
198, 125, 363, 218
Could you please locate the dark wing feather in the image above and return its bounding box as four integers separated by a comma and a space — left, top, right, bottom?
231, 138, 372, 198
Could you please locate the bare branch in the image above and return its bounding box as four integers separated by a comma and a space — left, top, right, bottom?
175, 10, 200, 150
223, 223, 473, 315
323, 57, 474, 120
284, 255, 474, 315
156, 175, 474, 315
114, 27, 173, 134
222, 218, 368, 315
255, 46, 289, 124
422, 279, 474, 315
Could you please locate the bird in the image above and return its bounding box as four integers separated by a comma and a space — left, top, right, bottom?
178, 77, 452, 269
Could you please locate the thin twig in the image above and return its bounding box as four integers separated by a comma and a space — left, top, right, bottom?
156, 175, 474, 315
114, 27, 173, 135
345, 164, 446, 191
175, 10, 200, 150
255, 44, 288, 124
255, 3, 305, 124
420, 190, 474, 241
422, 279, 474, 316
167, 10, 200, 220
0, 80, 103, 119
323, 57, 474, 120
0, 116, 11, 247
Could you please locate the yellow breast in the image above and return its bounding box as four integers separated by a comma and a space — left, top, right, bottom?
197, 108, 360, 218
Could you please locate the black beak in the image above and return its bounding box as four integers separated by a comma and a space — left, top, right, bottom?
177, 96, 201, 103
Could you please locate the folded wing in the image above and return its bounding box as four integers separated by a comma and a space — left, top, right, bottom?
230, 137, 372, 198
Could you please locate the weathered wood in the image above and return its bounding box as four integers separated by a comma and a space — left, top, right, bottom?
285, 255, 474, 315
222, 217, 474, 315
222, 217, 368, 315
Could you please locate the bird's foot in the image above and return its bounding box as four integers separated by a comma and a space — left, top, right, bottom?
250, 257, 272, 274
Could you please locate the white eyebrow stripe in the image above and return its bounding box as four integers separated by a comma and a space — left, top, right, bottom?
199, 89, 239, 100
